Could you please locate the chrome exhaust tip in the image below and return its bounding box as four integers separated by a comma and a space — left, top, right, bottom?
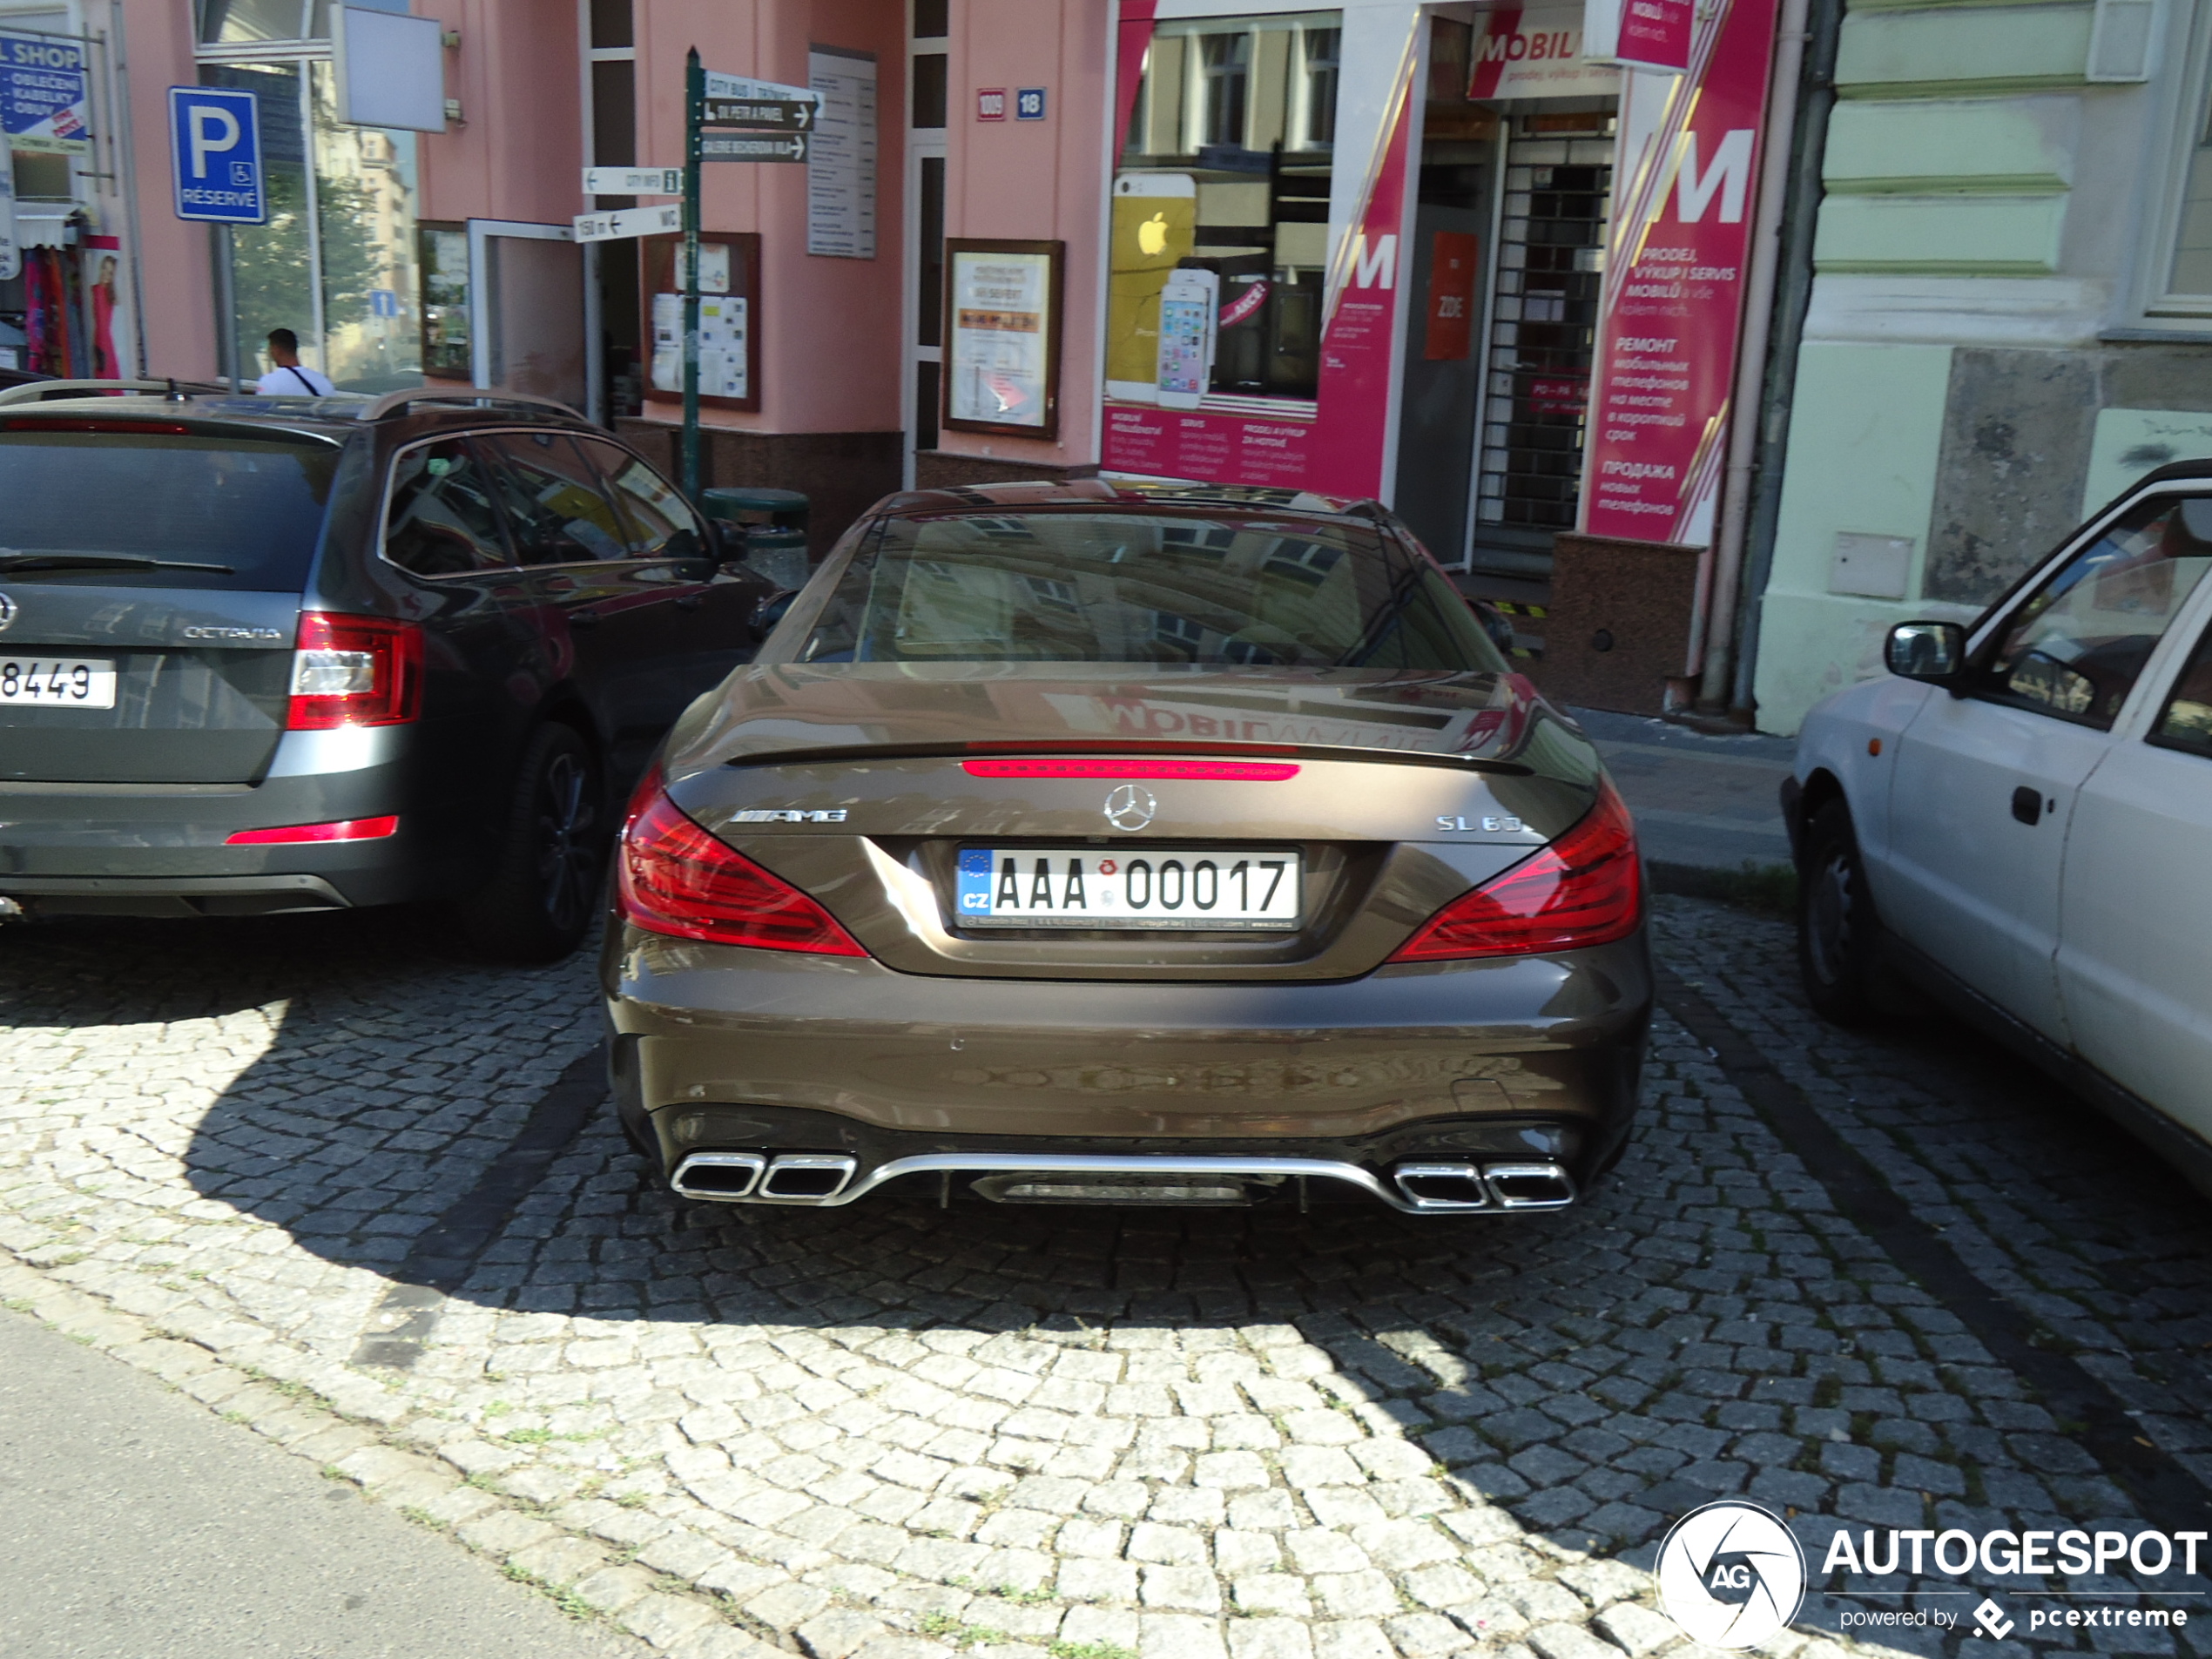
670, 1151, 765, 1201
1481, 1161, 1577, 1210
1391, 1162, 1493, 1211
756, 1153, 859, 1203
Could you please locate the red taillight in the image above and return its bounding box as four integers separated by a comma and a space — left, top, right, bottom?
226, 815, 399, 845
617, 786, 867, 956
961, 758, 1299, 781
287, 613, 423, 730
1387, 781, 1642, 961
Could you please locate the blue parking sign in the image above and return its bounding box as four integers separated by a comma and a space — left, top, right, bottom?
168, 86, 265, 225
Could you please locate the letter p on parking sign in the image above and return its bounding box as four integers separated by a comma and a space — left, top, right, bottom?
169, 86, 266, 225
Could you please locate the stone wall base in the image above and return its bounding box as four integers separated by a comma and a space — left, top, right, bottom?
1534, 533, 1703, 715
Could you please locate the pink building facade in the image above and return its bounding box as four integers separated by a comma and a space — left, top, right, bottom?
3, 0, 1788, 714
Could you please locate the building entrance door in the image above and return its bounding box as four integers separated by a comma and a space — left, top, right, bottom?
1391, 108, 1499, 566
469, 219, 586, 408
1467, 110, 1615, 581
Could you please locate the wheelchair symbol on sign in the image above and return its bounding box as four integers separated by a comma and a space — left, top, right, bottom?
230, 160, 253, 185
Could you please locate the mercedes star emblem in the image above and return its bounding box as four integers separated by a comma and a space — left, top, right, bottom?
1103, 784, 1157, 832
0, 592, 15, 634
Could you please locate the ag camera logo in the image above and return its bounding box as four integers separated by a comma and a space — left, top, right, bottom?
1657, 1501, 1806, 1649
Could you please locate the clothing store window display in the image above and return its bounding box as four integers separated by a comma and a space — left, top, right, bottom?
254, 328, 334, 395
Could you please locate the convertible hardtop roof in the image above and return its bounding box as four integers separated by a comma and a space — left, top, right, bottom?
876, 477, 1384, 522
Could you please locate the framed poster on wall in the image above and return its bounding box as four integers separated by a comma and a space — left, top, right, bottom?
942, 239, 1062, 441
641, 232, 762, 413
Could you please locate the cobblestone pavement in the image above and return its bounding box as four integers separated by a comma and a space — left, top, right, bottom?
3, 898, 2209, 1659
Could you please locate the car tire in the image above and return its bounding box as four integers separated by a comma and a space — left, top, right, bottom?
462, 722, 604, 963
1797, 798, 1907, 1025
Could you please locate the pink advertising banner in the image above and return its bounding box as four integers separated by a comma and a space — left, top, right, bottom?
1582, 0, 1695, 73
1101, 5, 1415, 501
1579, 0, 1778, 547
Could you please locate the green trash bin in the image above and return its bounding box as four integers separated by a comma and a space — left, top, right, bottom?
737, 525, 810, 593
699, 487, 812, 590
699, 486, 809, 531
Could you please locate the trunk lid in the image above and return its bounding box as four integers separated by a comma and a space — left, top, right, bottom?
659, 665, 1605, 980
0, 584, 300, 783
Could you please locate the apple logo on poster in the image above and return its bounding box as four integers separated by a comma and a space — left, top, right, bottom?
1138, 212, 1170, 257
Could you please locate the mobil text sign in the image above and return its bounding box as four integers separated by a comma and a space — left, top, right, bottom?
1581, 0, 1778, 546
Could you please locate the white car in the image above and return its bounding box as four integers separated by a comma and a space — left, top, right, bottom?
1785, 465, 2212, 1190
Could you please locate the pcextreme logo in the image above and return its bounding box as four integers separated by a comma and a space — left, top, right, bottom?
1656, 1501, 1807, 1649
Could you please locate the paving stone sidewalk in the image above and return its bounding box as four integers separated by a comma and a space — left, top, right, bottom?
1, 900, 2207, 1659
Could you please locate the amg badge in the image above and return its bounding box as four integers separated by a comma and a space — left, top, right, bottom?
728, 807, 849, 823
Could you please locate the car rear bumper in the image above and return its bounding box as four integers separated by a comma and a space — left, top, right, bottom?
601, 923, 1651, 1211
0, 728, 421, 914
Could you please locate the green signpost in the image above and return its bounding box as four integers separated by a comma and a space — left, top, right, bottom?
677, 50, 819, 502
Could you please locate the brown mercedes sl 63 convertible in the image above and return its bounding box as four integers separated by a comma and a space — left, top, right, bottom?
599, 482, 1649, 1217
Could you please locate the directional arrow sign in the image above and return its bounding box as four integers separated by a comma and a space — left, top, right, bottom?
701, 98, 815, 131
700, 131, 809, 163
573, 203, 683, 242
703, 71, 816, 104
583, 165, 682, 195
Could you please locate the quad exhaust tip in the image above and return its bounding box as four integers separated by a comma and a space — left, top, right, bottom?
672, 1151, 856, 1204
671, 1149, 1575, 1214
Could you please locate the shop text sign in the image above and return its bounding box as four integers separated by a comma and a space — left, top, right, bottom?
1, 30, 90, 155
1581, 0, 1777, 546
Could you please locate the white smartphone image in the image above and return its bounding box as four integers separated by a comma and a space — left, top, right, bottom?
1108, 173, 1197, 404
1156, 268, 1218, 411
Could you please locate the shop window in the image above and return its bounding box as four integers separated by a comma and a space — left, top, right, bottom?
1112, 11, 1340, 407
2164, 84, 2212, 301
198, 56, 421, 393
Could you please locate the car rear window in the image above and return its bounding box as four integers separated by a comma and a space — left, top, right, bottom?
0, 428, 339, 590
794, 511, 1507, 671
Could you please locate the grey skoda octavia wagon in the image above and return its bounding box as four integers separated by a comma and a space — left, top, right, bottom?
0, 381, 771, 960
602, 481, 1650, 1216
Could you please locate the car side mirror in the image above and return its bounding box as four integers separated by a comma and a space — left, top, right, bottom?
752, 589, 799, 633
1885, 621, 1966, 685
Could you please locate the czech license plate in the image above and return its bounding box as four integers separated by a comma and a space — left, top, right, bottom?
956, 847, 1301, 930
0, 658, 117, 709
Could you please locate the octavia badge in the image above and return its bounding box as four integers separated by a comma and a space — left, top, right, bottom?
0, 592, 15, 634
1103, 784, 1157, 832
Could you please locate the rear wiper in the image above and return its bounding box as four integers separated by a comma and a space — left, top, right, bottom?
0, 550, 236, 575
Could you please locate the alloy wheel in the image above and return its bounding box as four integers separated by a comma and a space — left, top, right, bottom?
534, 752, 598, 933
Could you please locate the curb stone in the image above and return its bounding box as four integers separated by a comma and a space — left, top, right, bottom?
0, 1253, 786, 1656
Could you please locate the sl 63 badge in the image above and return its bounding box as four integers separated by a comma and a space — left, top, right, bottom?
1437, 813, 1524, 833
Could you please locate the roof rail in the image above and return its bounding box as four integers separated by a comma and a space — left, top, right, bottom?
0, 378, 186, 407
361, 385, 583, 422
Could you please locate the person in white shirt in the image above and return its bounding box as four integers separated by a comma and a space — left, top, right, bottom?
254, 329, 335, 396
